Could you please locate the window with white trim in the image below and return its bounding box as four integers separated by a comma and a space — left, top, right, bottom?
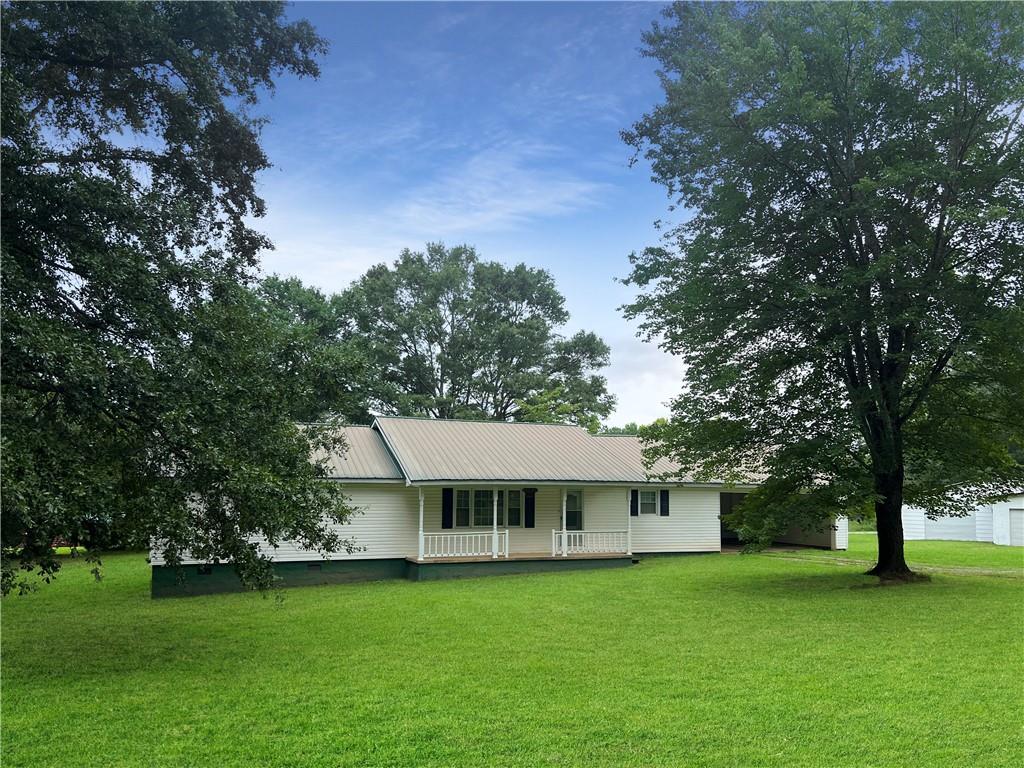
452, 488, 524, 527
506, 490, 522, 527
472, 490, 493, 526
639, 490, 658, 515
455, 490, 470, 527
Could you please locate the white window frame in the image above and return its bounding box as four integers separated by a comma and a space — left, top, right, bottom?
639, 489, 658, 515
566, 489, 584, 514
455, 489, 471, 527
504, 489, 523, 528
471, 489, 494, 527
565, 489, 584, 529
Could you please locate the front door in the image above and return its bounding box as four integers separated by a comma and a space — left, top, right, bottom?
720, 492, 746, 544
565, 490, 583, 531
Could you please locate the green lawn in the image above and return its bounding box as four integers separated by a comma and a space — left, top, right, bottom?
3, 550, 1023, 767
776, 533, 1024, 572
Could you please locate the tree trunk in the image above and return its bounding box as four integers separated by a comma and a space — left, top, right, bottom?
866, 467, 915, 580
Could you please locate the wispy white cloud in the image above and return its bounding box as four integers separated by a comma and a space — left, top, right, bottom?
258, 138, 611, 290
392, 141, 609, 233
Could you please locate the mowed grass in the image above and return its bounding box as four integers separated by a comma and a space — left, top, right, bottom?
3, 549, 1023, 767
777, 533, 1024, 572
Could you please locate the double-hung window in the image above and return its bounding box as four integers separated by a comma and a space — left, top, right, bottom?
455, 490, 471, 527
472, 490, 494, 527
639, 490, 658, 515
565, 489, 584, 530
506, 490, 522, 527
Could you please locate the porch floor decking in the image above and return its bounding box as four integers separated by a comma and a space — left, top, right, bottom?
408, 551, 632, 564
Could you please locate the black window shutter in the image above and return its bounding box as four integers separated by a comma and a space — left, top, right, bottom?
630, 489, 639, 516
441, 488, 454, 529
524, 488, 536, 528
660, 489, 670, 516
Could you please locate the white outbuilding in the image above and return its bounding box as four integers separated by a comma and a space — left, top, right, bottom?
903, 493, 1024, 546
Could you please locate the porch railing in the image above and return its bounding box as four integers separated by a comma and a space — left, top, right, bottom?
422, 530, 509, 559
551, 529, 629, 557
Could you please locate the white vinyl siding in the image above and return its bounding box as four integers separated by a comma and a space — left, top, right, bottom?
926, 513, 978, 541
975, 506, 994, 543
906, 496, 1024, 546
904, 506, 980, 542
902, 506, 927, 540
630, 487, 721, 553
150, 484, 420, 565
261, 483, 420, 560
774, 524, 847, 552
835, 516, 849, 550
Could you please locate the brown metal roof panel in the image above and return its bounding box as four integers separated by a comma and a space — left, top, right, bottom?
371, 417, 686, 483
316, 425, 404, 480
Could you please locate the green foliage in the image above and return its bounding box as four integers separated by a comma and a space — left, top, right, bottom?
516, 386, 600, 434
599, 422, 641, 435
341, 243, 615, 426
256, 276, 373, 423
600, 418, 670, 436
624, 2, 1024, 564
0, 2, 353, 593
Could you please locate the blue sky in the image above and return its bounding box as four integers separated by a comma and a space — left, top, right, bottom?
255, 1, 681, 425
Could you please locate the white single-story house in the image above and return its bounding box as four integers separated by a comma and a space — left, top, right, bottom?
903, 494, 1024, 546
151, 417, 849, 596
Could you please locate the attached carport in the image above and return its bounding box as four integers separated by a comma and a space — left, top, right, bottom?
719, 492, 849, 551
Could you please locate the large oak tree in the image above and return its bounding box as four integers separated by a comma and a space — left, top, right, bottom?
1, 2, 355, 592
623, 2, 1024, 579
340, 243, 615, 430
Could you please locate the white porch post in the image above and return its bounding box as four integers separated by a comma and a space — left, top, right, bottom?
626, 488, 633, 556
492, 490, 499, 559
561, 488, 568, 557
417, 487, 424, 561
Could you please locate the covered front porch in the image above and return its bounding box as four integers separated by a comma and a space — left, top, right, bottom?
412, 485, 634, 562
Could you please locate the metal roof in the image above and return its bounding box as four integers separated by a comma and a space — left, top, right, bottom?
319, 425, 403, 480
371, 416, 688, 484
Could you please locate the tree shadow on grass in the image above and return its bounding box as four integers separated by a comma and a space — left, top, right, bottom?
707, 557, 938, 599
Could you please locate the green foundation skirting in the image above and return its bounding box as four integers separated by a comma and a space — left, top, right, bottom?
151, 559, 408, 598
152, 555, 635, 597
406, 555, 634, 581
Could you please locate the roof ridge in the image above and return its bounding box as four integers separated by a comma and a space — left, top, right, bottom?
373, 415, 588, 429
296, 423, 376, 430
296, 422, 376, 429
